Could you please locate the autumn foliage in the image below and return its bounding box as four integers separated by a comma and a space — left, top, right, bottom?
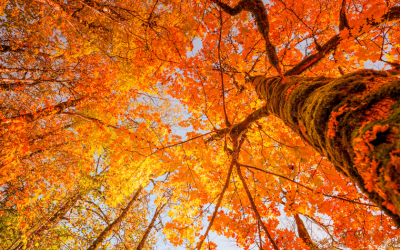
1, 0, 400, 249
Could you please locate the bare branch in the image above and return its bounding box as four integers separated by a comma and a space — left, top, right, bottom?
206, 106, 269, 143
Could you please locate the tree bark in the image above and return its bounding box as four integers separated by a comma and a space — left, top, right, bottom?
87, 186, 142, 250
294, 214, 320, 250
253, 69, 400, 226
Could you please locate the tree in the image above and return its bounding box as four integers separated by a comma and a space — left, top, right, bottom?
201, 0, 400, 225
2, 0, 400, 249
87, 186, 142, 250
7, 190, 81, 250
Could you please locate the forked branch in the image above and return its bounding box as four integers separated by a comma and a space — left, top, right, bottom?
206, 106, 269, 142
211, 0, 286, 81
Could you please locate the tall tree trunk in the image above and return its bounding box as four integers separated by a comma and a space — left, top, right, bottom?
87, 186, 143, 250
0, 98, 83, 126
9, 191, 81, 250
0, 78, 70, 91
136, 203, 166, 250
253, 69, 400, 226
294, 214, 320, 250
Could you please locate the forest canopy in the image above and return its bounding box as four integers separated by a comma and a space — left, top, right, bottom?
1, 0, 400, 249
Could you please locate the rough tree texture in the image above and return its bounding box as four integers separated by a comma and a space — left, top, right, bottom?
253, 69, 400, 226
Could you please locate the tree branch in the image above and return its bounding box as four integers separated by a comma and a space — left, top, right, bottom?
10, 191, 81, 250
206, 106, 269, 143
0, 45, 25, 53
285, 6, 400, 76
241, 164, 377, 207
0, 78, 70, 91
339, 0, 349, 31
217, 8, 231, 127
236, 164, 279, 250
195, 161, 235, 250
212, 0, 286, 81
33, 0, 110, 33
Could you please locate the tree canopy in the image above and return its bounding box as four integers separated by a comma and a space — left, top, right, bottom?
1, 0, 400, 249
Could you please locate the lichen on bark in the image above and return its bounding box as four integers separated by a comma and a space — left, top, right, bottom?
253, 69, 400, 226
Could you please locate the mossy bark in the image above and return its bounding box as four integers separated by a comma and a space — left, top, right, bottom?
253, 69, 400, 227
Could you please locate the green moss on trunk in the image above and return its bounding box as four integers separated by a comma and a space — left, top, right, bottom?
254, 70, 400, 227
